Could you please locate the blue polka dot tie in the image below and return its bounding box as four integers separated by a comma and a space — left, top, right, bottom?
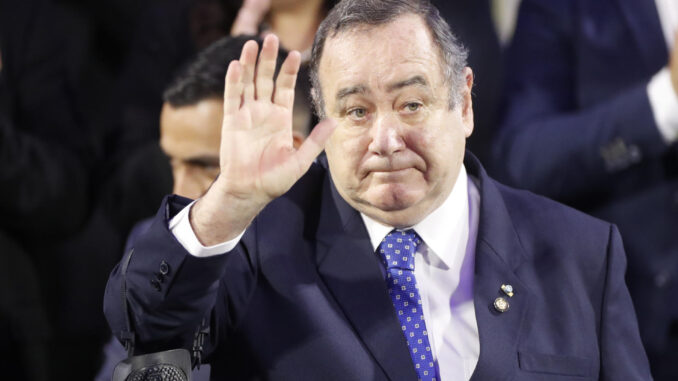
377, 229, 439, 381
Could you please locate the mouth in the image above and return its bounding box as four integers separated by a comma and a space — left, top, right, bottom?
358, 155, 426, 180
372, 167, 411, 174
369, 167, 416, 180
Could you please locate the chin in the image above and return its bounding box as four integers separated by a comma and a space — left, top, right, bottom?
348, 187, 429, 227
367, 184, 423, 211
358, 192, 430, 229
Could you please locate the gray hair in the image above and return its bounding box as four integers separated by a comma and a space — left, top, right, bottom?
309, 0, 468, 118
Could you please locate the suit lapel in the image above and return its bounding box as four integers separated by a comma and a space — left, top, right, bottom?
314, 154, 534, 380
616, 0, 667, 71
466, 155, 532, 380
315, 176, 417, 381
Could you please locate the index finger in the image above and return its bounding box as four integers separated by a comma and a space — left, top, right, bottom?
223, 60, 243, 115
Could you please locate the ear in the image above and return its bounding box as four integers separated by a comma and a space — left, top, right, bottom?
460, 67, 474, 138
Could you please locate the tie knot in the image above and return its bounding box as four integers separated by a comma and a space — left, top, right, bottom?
377, 229, 421, 270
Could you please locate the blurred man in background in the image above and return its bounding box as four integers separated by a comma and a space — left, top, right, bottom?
493, 0, 678, 378
96, 35, 288, 381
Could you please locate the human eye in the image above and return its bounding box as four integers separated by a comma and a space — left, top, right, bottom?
402, 102, 423, 114
347, 107, 368, 120
186, 158, 220, 171
202, 163, 220, 173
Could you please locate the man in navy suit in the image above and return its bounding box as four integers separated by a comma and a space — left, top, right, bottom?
492, 0, 678, 378
105, 0, 652, 379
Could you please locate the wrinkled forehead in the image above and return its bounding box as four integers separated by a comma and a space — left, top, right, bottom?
317, 14, 445, 96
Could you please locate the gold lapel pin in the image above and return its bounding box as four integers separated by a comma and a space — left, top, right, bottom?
494, 297, 510, 313
501, 284, 514, 297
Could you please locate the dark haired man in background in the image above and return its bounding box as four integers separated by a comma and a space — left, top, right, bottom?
105, 0, 652, 379
493, 1, 678, 378
97, 35, 290, 380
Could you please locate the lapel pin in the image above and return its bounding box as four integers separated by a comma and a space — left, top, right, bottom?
500, 284, 514, 297
494, 297, 510, 313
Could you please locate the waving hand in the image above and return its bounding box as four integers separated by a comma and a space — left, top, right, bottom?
191, 34, 336, 245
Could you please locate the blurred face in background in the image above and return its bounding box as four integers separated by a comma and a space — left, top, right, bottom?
160, 98, 223, 199
160, 95, 306, 200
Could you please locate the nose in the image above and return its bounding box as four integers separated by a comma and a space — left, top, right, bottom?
368, 113, 405, 156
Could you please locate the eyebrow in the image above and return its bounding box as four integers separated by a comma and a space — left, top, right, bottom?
386, 76, 429, 92
335, 76, 430, 102
336, 85, 369, 103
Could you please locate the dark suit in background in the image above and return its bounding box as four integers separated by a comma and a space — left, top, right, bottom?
434, 0, 503, 165
0, 0, 92, 379
492, 0, 678, 378
104, 155, 651, 380
0, 0, 90, 238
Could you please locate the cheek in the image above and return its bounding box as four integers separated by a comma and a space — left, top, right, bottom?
406, 124, 463, 174
173, 166, 218, 197
327, 132, 369, 176
403, 129, 436, 167
406, 130, 429, 153
194, 168, 219, 186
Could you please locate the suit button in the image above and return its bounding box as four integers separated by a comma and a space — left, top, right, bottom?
150, 279, 161, 291
159, 260, 170, 275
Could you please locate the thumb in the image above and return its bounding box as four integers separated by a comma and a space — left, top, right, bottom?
294, 119, 338, 171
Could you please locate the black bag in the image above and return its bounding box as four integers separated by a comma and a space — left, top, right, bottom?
112, 249, 208, 381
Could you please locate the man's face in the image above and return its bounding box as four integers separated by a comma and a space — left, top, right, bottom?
319, 14, 474, 227
160, 99, 223, 200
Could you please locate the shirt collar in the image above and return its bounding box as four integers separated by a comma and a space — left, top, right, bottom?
360, 165, 470, 268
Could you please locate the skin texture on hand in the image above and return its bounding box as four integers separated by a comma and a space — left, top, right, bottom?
231, 0, 271, 36
190, 34, 336, 246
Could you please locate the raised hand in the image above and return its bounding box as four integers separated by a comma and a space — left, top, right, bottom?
191, 34, 336, 245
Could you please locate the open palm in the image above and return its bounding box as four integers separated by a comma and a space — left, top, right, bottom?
218, 36, 334, 203
190, 35, 335, 245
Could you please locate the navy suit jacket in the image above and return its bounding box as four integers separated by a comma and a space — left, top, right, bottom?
105, 154, 651, 380
493, 0, 678, 357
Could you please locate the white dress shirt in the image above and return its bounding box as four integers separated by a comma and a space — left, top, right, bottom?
170, 165, 481, 381
361, 166, 481, 381
648, 0, 678, 143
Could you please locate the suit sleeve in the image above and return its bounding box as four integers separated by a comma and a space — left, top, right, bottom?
599, 225, 652, 380
493, 0, 668, 204
103, 195, 258, 357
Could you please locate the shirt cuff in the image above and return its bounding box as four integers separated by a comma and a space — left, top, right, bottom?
647, 68, 678, 144
169, 200, 245, 257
